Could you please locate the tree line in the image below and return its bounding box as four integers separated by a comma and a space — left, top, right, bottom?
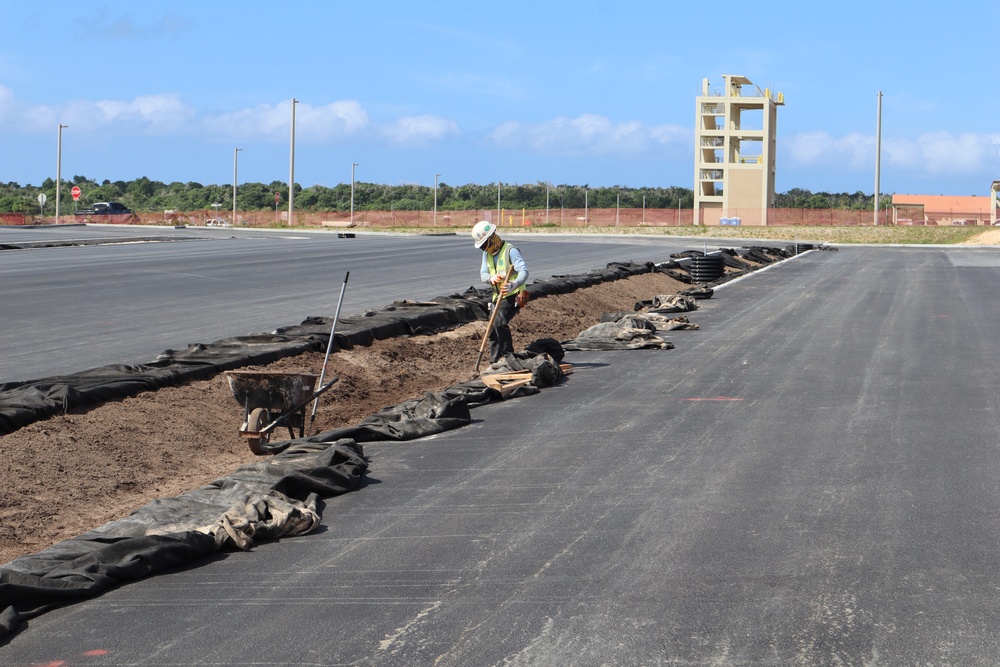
1, 176, 882, 215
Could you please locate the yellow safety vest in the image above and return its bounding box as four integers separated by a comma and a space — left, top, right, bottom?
486, 241, 525, 298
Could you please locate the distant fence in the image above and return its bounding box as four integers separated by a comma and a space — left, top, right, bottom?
22, 207, 938, 228
144, 208, 883, 228
0, 212, 26, 225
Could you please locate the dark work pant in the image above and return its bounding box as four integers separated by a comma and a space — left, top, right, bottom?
489, 294, 518, 363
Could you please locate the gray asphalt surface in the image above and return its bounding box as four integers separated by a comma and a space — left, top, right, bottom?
5, 242, 1000, 664
0, 224, 715, 383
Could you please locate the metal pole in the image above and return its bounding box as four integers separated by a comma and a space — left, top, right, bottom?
232, 147, 241, 225
585, 188, 588, 224
616, 193, 620, 227
289, 98, 298, 226
497, 182, 501, 223
56, 124, 66, 224
311, 271, 350, 425
874, 91, 882, 227
434, 173, 440, 226
351, 163, 359, 225
546, 183, 550, 226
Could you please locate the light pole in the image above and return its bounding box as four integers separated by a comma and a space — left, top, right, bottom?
546, 182, 550, 226
289, 98, 298, 226
497, 182, 501, 224
56, 124, 67, 224
351, 163, 359, 225
232, 147, 242, 225
434, 173, 440, 226
874, 90, 882, 227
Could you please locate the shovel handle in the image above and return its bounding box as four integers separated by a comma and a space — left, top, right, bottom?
474, 266, 513, 373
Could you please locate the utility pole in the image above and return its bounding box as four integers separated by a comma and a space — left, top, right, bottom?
874, 91, 882, 227
546, 182, 550, 226
56, 124, 67, 224
351, 163, 359, 225
232, 147, 242, 225
289, 98, 298, 226
434, 173, 440, 226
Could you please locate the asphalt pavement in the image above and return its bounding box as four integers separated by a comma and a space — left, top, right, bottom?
5, 243, 1000, 664
0, 224, 712, 383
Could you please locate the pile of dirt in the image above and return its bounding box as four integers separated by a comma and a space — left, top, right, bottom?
960, 229, 1000, 245
0, 271, 690, 565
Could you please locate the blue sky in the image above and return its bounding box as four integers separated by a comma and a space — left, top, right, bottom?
3, 1, 998, 197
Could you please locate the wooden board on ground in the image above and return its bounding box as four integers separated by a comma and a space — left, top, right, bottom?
481, 364, 574, 397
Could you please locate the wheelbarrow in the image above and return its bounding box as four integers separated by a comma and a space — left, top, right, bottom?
224, 370, 339, 454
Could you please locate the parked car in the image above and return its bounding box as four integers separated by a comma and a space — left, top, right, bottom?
205, 218, 232, 228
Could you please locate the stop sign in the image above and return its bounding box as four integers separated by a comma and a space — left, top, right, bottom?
71, 186, 81, 201
274, 192, 281, 204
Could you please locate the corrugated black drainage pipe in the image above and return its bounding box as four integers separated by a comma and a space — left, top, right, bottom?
688, 253, 725, 283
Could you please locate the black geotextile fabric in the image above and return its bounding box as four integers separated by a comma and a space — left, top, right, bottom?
0, 438, 367, 641
262, 349, 567, 455
0, 347, 567, 642
0, 261, 655, 438
563, 314, 676, 351
0, 253, 774, 640
0, 335, 325, 437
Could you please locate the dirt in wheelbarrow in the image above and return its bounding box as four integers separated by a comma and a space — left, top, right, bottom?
0, 271, 691, 565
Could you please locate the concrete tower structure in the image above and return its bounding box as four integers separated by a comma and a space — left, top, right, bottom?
693, 75, 783, 226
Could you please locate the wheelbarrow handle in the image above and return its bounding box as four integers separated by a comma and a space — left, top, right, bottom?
260, 378, 340, 436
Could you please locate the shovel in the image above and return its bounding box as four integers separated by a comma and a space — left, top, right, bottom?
473, 267, 513, 376
310, 271, 349, 429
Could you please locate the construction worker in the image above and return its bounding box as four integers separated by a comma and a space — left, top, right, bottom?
471, 220, 529, 365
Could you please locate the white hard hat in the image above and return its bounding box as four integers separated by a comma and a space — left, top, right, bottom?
471, 220, 497, 248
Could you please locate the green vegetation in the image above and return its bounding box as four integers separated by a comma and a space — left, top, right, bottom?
2, 176, 884, 215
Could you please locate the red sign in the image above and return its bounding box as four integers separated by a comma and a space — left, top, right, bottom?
71, 186, 81, 201
274, 192, 281, 204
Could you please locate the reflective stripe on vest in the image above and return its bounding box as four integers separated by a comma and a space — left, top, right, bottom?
486, 241, 525, 298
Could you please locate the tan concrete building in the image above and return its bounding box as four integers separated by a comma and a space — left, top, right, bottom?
693, 75, 783, 226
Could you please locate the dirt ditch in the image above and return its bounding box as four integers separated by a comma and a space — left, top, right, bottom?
0, 271, 695, 565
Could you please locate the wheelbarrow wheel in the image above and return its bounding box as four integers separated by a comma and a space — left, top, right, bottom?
246, 407, 271, 455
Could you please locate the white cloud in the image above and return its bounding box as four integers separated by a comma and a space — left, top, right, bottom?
1, 90, 195, 134
489, 114, 690, 157
204, 100, 371, 142
93, 94, 196, 132
786, 130, 1000, 176
0, 90, 381, 143
904, 131, 1000, 174
296, 100, 371, 141
381, 115, 460, 145
785, 131, 873, 170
